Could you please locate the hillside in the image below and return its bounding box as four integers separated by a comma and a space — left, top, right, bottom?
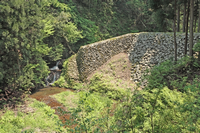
1, 0, 200, 132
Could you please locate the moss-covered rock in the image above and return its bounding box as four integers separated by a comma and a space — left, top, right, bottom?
63, 54, 80, 87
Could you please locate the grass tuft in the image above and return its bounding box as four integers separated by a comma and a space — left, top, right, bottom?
0, 99, 66, 133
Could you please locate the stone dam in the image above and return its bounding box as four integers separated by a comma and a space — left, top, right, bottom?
66, 32, 200, 83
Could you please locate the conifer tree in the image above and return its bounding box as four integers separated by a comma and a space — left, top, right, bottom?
189, 0, 194, 57
183, 0, 187, 32
174, 0, 177, 62
149, 0, 174, 31
177, 0, 180, 32
0, 0, 51, 106
185, 0, 190, 56
0, 0, 82, 107
198, 0, 200, 32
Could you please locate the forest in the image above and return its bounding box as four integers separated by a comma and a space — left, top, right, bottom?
1, 0, 200, 132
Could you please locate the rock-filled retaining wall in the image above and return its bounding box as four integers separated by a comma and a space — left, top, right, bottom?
76, 33, 136, 80
64, 54, 79, 81
76, 32, 200, 81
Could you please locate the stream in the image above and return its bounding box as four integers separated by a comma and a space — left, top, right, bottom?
30, 87, 74, 127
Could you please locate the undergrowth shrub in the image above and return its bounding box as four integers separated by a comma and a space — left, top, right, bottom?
89, 73, 126, 100
143, 56, 200, 92
113, 86, 197, 132
52, 76, 69, 88
73, 82, 86, 90
62, 86, 200, 132
193, 40, 200, 61
54, 52, 200, 132
0, 99, 66, 133
63, 91, 113, 132
51, 90, 79, 110
178, 79, 200, 132
58, 55, 200, 132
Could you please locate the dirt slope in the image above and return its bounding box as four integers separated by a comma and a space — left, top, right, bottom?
87, 53, 136, 90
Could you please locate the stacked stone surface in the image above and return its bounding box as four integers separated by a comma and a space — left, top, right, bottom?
75, 32, 200, 82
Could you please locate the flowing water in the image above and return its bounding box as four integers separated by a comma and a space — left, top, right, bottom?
30, 87, 74, 127
29, 60, 77, 128
46, 60, 62, 86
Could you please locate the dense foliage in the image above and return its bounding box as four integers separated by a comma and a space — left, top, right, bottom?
1, 0, 198, 107
0, 99, 66, 133
1, 0, 200, 132
0, 0, 82, 108
57, 56, 200, 132
59, 0, 158, 49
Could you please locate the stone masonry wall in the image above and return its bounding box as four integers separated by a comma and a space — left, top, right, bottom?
76, 32, 200, 81
129, 32, 200, 83
76, 33, 136, 80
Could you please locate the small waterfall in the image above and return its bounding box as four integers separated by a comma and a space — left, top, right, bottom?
46, 61, 61, 86
56, 61, 60, 67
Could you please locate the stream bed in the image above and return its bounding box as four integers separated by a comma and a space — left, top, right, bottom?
30, 87, 74, 127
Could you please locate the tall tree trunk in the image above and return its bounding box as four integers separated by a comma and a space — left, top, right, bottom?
194, 0, 198, 32
177, 1, 180, 32
198, 0, 200, 32
183, 0, 186, 32
174, 0, 177, 61
185, 0, 190, 56
194, 16, 197, 32
189, 0, 194, 57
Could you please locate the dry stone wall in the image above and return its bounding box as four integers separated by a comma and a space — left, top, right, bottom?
76, 32, 200, 82
76, 33, 136, 80
64, 54, 79, 81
